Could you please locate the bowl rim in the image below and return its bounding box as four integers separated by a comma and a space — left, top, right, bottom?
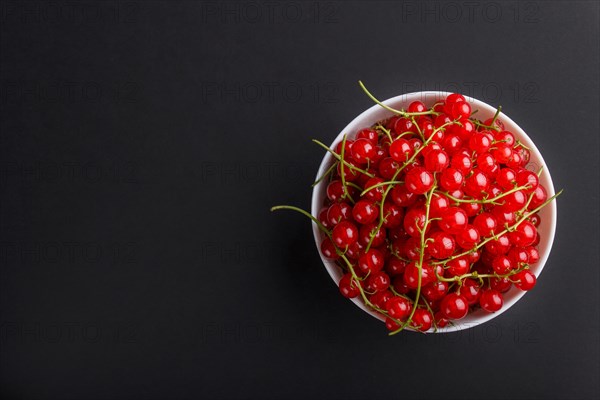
310, 91, 557, 333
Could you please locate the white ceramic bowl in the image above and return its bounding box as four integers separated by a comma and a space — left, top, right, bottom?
311, 91, 557, 333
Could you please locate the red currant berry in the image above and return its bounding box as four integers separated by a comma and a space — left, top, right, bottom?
356, 128, 378, 144
423, 281, 449, 301
485, 235, 511, 255
364, 177, 386, 201
339, 273, 360, 298
464, 169, 490, 199
526, 247, 540, 264
386, 257, 408, 277
516, 169, 539, 193
491, 143, 513, 164
393, 117, 417, 135
357, 248, 385, 275
359, 222, 387, 247
473, 212, 498, 237
443, 134, 463, 154
327, 202, 352, 226
429, 193, 451, 218
528, 184, 547, 210
426, 231, 456, 259
366, 271, 390, 292
460, 202, 481, 217
494, 130, 515, 146
370, 290, 393, 309
326, 180, 345, 202
386, 296, 412, 320
440, 293, 469, 320
405, 167, 434, 194
424, 149, 450, 172
446, 256, 470, 277
385, 317, 400, 332
513, 270, 536, 291
492, 255, 514, 274
378, 157, 401, 180
455, 225, 481, 250
332, 221, 359, 248
507, 247, 529, 267
404, 207, 427, 238
496, 168, 517, 190
509, 220, 537, 247
410, 308, 433, 332
476, 152, 499, 178
403, 261, 435, 289
458, 278, 482, 305
350, 138, 376, 164
389, 138, 413, 162
408, 100, 426, 113
490, 276, 512, 292
320, 238, 339, 259
469, 132, 492, 154
352, 200, 379, 225
439, 207, 468, 234
501, 190, 527, 212
440, 168, 464, 191
382, 202, 404, 228
479, 289, 503, 312
451, 152, 472, 174
391, 184, 417, 207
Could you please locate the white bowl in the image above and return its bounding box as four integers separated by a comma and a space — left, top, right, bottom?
311, 91, 557, 333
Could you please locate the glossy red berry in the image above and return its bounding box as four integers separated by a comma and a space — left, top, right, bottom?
332, 221, 359, 248
350, 138, 377, 164
339, 273, 360, 298
389, 138, 413, 162
513, 270, 536, 291
352, 200, 379, 225
367, 271, 390, 292
439, 207, 468, 234
479, 289, 503, 312
357, 248, 385, 275
440, 293, 469, 320
455, 225, 480, 250
405, 167, 434, 194
424, 149, 450, 172
386, 296, 412, 320
410, 308, 433, 332
426, 231, 456, 259
320, 238, 339, 259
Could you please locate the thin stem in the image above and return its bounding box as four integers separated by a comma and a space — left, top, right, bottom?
361, 180, 404, 197
358, 81, 436, 117
375, 124, 393, 143
311, 162, 337, 188
432, 189, 563, 266
339, 134, 353, 203
312, 139, 374, 177
270, 205, 330, 237
440, 185, 530, 205
389, 184, 437, 335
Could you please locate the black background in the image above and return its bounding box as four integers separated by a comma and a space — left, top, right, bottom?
1, 1, 599, 399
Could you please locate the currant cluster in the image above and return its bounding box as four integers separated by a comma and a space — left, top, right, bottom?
273, 84, 560, 334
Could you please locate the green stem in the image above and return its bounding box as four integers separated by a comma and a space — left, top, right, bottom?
270, 205, 330, 237
358, 81, 436, 117
432, 189, 563, 266
311, 162, 337, 188
389, 184, 437, 335
312, 139, 374, 177
440, 185, 530, 205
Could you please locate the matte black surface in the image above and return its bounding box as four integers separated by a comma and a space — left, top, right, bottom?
1, 1, 599, 399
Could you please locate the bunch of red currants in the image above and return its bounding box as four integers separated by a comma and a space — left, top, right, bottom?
273, 90, 560, 334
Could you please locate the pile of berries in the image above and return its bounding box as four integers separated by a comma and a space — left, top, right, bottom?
273, 87, 560, 334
